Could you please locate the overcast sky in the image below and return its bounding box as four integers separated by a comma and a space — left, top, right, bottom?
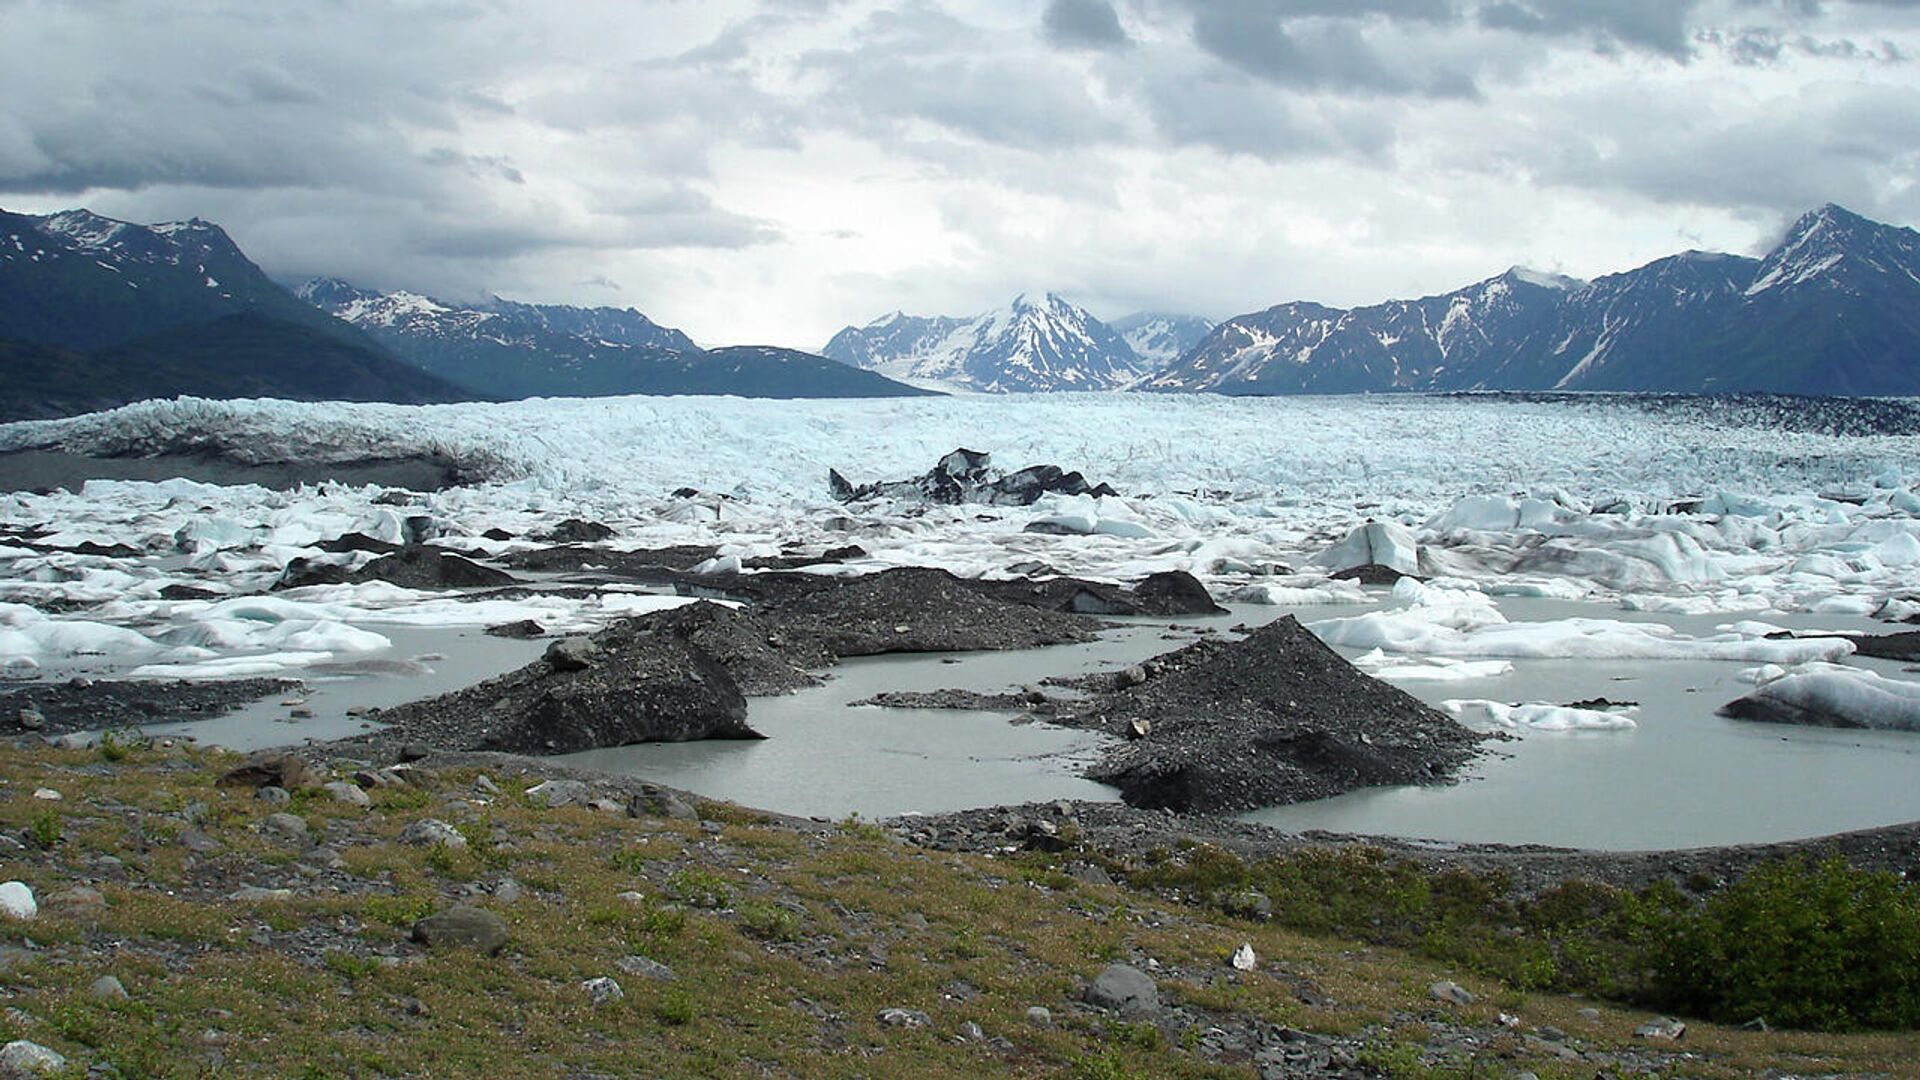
3, 1, 1917, 347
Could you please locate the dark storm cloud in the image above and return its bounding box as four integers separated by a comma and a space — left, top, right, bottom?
1043, 0, 1132, 50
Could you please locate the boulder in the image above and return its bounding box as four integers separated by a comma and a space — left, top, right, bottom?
628, 784, 698, 821
353, 546, 516, 589
411, 906, 508, 954
397, 820, 467, 850
1429, 980, 1475, 1005
0, 881, 35, 921
544, 637, 600, 672
255, 813, 310, 846
540, 519, 615, 544
0, 1040, 67, 1075
524, 779, 592, 808
218, 752, 322, 791
1084, 963, 1160, 1017
581, 976, 624, 1004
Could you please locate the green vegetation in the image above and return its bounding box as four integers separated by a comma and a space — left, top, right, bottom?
0, 739, 1917, 1078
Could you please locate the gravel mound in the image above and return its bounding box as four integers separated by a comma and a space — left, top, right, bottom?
1065, 616, 1485, 813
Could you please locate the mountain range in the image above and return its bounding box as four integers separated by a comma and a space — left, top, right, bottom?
1149, 204, 1920, 396
822, 293, 1208, 393
0, 208, 930, 420
4, 202, 1916, 419
295, 279, 927, 402
0, 209, 466, 419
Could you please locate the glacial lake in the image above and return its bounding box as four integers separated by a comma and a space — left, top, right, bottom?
112, 592, 1920, 852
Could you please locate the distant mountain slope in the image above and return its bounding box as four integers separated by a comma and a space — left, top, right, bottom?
302, 280, 931, 400
0, 208, 473, 418
1151, 204, 1920, 397
1109, 312, 1214, 369
0, 209, 379, 352
823, 293, 1143, 392
0, 314, 469, 421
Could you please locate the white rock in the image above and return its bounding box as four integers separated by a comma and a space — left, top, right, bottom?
581, 976, 624, 1004
1230, 942, 1257, 971
0, 881, 36, 920
30, 788, 60, 801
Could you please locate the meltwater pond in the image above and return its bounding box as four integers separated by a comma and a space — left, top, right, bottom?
562, 596, 1920, 848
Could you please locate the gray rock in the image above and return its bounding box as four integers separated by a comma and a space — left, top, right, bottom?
958, 1020, 985, 1041
91, 974, 129, 1000
628, 784, 698, 821
227, 886, 295, 902
581, 976, 624, 1004
493, 879, 525, 904
1634, 1017, 1686, 1041
411, 906, 509, 954
16, 709, 43, 731
525, 779, 591, 808
473, 774, 500, 796
323, 781, 371, 808
0, 1040, 67, 1074
544, 636, 601, 672
42, 885, 106, 920
876, 1008, 931, 1029
1429, 980, 1475, 1006
614, 955, 676, 981
1576, 1007, 1601, 1023
396, 819, 467, 850
1025, 1006, 1053, 1027
1085, 963, 1159, 1017
256, 786, 291, 806
180, 828, 223, 854
257, 812, 310, 846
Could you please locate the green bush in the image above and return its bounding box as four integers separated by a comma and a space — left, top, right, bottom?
1639, 857, 1920, 1030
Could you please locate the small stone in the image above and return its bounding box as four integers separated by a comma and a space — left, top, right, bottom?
614, 955, 676, 981
396, 819, 467, 850
227, 886, 295, 902
1429, 980, 1475, 1006
1230, 942, 1257, 971
524, 779, 591, 808
473, 774, 501, 796
958, 1020, 985, 1041
1576, 1007, 1601, 1023
0, 1040, 67, 1075
581, 976, 624, 1004
90, 975, 129, 1000
398, 743, 432, 763
180, 828, 222, 854
30, 788, 59, 801
257, 813, 310, 846
256, 786, 291, 806
891, 625, 911, 634
877, 1008, 930, 1028
16, 709, 43, 731
1126, 717, 1152, 740
411, 906, 508, 954
324, 781, 372, 808
288, 707, 314, 719
0, 882, 36, 921
1026, 1006, 1052, 1027
544, 637, 601, 672
493, 879, 525, 904
1085, 964, 1160, 1017
1536, 1025, 1567, 1042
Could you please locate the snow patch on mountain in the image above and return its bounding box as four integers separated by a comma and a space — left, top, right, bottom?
823, 293, 1144, 393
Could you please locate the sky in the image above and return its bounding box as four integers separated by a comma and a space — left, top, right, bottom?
2, 0, 1918, 348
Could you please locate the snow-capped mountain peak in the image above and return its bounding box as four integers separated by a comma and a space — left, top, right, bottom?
823, 293, 1145, 393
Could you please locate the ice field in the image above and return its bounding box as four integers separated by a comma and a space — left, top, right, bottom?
3, 391, 1920, 843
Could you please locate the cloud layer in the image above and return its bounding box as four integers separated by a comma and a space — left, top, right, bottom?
2, 0, 1916, 346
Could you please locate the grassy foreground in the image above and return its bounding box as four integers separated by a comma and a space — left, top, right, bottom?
0, 740, 1915, 1078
